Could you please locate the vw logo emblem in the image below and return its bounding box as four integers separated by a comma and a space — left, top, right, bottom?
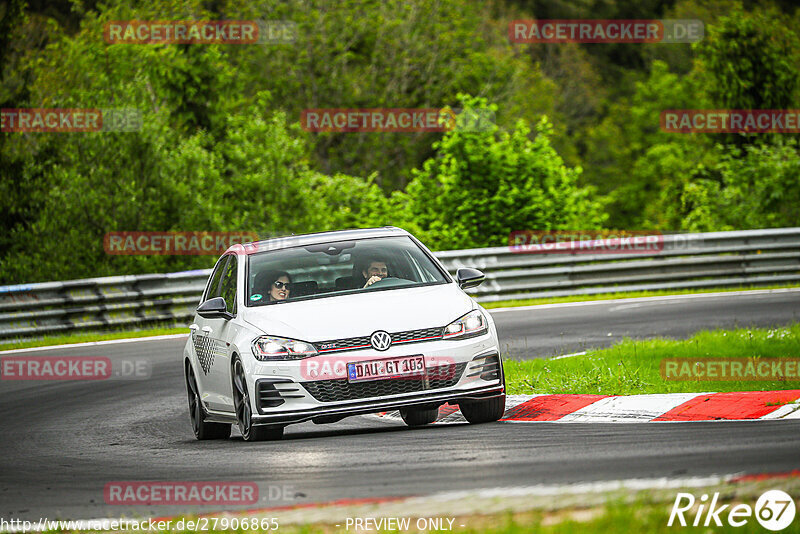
370, 330, 392, 351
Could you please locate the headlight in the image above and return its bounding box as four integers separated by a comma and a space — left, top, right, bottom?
251, 336, 318, 361
443, 310, 488, 340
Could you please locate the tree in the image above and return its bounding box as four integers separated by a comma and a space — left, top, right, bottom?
680, 140, 800, 231
697, 5, 799, 112
233, 0, 561, 190
582, 60, 706, 228
397, 95, 605, 250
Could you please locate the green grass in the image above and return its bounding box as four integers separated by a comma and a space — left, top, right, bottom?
504, 323, 800, 395
481, 283, 800, 309
0, 325, 188, 352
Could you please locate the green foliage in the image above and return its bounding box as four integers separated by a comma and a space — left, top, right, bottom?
679, 140, 800, 231
234, 0, 560, 191
397, 95, 606, 250
305, 172, 393, 231
582, 60, 708, 228
697, 5, 800, 111
3, 0, 800, 284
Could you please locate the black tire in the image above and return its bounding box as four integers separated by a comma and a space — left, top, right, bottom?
459, 395, 506, 424
186, 363, 231, 440
400, 406, 439, 427
232, 356, 284, 442
246, 424, 285, 441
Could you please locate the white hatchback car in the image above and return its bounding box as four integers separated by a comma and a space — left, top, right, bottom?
183, 227, 505, 441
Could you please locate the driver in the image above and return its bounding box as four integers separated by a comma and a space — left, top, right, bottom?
362, 259, 389, 287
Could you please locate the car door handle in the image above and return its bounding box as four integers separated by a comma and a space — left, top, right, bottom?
201, 326, 213, 335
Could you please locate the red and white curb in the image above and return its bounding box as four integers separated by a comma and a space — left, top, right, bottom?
376, 390, 800, 424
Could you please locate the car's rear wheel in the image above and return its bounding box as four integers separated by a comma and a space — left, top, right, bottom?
186, 363, 231, 440
232, 356, 284, 441
400, 406, 439, 426
459, 395, 506, 424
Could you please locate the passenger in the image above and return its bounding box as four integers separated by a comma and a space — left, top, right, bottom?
362, 259, 389, 288
263, 270, 292, 301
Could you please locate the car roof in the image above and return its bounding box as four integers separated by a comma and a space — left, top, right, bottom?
227, 226, 412, 255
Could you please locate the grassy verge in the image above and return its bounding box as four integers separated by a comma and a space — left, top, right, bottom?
0, 325, 188, 352
481, 283, 800, 309
504, 323, 800, 395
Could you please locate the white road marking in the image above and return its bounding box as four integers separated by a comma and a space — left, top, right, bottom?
546, 393, 702, 423
762, 402, 800, 419
608, 303, 642, 312
428, 475, 732, 500
488, 288, 800, 314
0, 333, 190, 354
550, 350, 587, 360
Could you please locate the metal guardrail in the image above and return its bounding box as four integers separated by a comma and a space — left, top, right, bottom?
1, 228, 799, 340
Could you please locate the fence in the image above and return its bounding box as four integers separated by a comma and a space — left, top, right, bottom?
1, 228, 798, 340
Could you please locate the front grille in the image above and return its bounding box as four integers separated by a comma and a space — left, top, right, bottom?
314, 335, 372, 353
313, 327, 444, 353
301, 362, 467, 403
392, 327, 443, 343
429, 362, 468, 389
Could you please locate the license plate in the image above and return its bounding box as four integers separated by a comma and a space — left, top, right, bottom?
347, 355, 426, 383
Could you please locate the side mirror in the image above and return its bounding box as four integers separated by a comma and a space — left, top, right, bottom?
456, 268, 485, 290
197, 297, 232, 319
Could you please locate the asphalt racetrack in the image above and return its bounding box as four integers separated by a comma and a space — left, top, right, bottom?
2, 289, 799, 521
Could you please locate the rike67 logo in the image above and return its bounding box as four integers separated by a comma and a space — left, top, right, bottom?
669, 490, 796, 530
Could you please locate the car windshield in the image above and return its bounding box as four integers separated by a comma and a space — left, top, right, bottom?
246, 235, 449, 305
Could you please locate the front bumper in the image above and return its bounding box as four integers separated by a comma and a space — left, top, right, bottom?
251, 383, 505, 425
246, 335, 504, 425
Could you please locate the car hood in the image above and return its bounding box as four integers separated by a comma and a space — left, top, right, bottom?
242, 283, 473, 341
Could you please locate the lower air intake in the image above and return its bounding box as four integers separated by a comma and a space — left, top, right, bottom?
301, 363, 467, 403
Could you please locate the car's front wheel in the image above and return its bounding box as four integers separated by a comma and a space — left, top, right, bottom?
232, 356, 284, 441
459, 395, 506, 424
400, 406, 439, 426
186, 363, 231, 440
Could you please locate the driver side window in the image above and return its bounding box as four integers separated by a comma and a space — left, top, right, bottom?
220, 255, 238, 315
204, 255, 229, 302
